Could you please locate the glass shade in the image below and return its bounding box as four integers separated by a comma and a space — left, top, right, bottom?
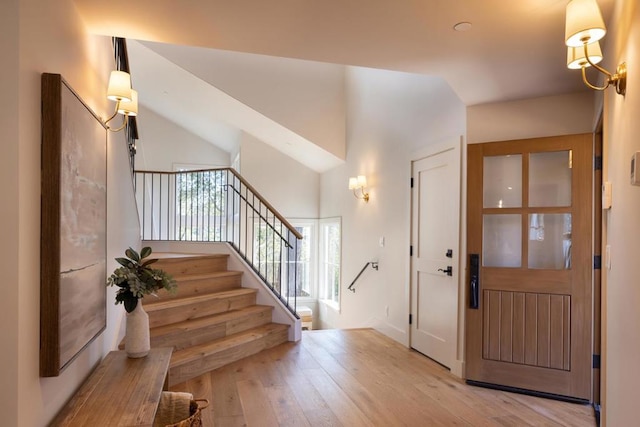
107, 71, 132, 102
567, 42, 603, 69
118, 90, 138, 116
565, 0, 606, 47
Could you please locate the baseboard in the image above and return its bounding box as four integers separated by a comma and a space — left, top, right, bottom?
450, 359, 465, 378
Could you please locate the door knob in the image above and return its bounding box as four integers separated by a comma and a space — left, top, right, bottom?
438, 266, 453, 276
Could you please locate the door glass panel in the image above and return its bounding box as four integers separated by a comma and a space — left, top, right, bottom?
528, 214, 572, 269
529, 151, 572, 207
483, 214, 522, 267
483, 155, 522, 208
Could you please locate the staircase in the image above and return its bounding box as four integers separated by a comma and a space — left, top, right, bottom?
141, 252, 290, 386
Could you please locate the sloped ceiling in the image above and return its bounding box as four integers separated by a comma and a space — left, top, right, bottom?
75, 0, 614, 170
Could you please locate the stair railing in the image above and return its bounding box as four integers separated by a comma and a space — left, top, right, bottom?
134, 168, 303, 316
347, 261, 379, 293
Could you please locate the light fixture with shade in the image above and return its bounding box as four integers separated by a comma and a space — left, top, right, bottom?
104, 70, 139, 132
348, 175, 369, 202
564, 0, 627, 95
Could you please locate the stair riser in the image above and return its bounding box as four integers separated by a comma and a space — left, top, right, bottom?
151, 309, 273, 351
148, 293, 256, 328
155, 274, 242, 300
155, 256, 229, 276
168, 327, 289, 386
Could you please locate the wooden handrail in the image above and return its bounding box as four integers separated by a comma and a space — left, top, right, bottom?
134, 168, 303, 240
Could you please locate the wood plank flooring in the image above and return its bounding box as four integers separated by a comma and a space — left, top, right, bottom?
170, 328, 596, 426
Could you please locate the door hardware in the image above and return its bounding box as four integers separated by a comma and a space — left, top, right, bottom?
437, 266, 453, 276
446, 249, 453, 258
469, 254, 479, 309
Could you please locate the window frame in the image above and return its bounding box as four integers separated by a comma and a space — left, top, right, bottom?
318, 217, 342, 310
287, 219, 318, 302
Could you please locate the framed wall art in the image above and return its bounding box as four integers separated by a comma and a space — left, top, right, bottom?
40, 73, 107, 377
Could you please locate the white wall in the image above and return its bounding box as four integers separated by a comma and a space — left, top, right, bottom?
600, 0, 640, 425
319, 66, 466, 345
136, 105, 231, 171
239, 132, 320, 219
142, 42, 347, 160
467, 92, 595, 144
9, 0, 140, 425
0, 1, 20, 426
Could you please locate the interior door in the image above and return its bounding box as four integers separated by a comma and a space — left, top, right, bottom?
411, 145, 460, 368
465, 134, 593, 401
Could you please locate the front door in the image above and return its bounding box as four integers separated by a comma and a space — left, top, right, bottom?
465, 134, 593, 401
411, 143, 460, 369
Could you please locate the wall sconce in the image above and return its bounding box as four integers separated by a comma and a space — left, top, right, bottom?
104, 70, 138, 132
564, 0, 627, 96
348, 175, 369, 202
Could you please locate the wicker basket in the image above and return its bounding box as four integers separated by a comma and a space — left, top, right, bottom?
155, 391, 209, 427
165, 399, 209, 427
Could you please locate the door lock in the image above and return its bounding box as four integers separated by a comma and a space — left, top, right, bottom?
437, 266, 453, 276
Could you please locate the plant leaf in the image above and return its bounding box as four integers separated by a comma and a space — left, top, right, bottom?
140, 247, 152, 259
125, 247, 140, 262
123, 294, 138, 313
141, 258, 158, 267
115, 257, 131, 267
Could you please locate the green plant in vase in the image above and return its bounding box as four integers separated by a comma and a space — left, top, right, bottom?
107, 247, 177, 312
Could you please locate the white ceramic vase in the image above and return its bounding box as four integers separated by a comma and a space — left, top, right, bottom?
125, 299, 150, 358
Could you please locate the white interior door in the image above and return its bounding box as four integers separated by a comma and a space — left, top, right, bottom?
410, 143, 460, 368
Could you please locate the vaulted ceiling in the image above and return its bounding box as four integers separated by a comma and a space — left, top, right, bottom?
74, 0, 613, 170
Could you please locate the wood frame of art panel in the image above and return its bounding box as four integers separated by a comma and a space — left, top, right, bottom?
40, 73, 108, 377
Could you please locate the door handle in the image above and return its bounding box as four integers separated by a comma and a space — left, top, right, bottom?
437, 266, 453, 276
469, 254, 479, 309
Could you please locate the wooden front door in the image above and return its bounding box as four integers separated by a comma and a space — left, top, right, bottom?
465, 134, 593, 401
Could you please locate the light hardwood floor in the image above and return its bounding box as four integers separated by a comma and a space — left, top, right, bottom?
171, 328, 596, 426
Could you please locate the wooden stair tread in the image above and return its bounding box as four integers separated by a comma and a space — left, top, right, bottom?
144, 288, 257, 311
150, 305, 273, 338
171, 270, 242, 281
171, 323, 289, 367
152, 252, 229, 260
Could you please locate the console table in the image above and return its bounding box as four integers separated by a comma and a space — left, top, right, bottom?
50, 348, 173, 426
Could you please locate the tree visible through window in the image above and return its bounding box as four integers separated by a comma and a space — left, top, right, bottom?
319, 218, 341, 306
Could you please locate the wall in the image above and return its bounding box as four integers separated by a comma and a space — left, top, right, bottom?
0, 1, 20, 425
11, 0, 140, 425
319, 66, 466, 346
136, 105, 231, 171
240, 132, 320, 219
141, 42, 347, 160
467, 92, 596, 144
601, 0, 640, 425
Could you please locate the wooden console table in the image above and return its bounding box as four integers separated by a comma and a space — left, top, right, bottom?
50, 348, 172, 426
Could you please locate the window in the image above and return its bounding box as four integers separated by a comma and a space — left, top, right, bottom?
287, 220, 316, 298
319, 217, 341, 307
173, 164, 226, 241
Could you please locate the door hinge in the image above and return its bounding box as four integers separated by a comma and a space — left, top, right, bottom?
594, 255, 602, 270
409, 314, 413, 325
410, 245, 413, 257
594, 155, 603, 171
593, 354, 601, 369
410, 177, 414, 188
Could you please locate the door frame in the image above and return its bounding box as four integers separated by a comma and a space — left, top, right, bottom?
409, 136, 463, 376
